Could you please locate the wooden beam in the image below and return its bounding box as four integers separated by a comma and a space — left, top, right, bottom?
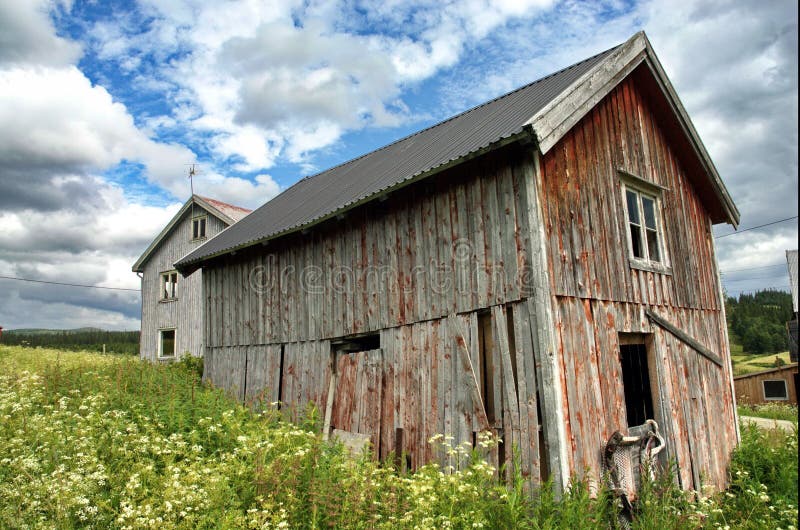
449, 314, 490, 431
528, 33, 648, 155
645, 309, 723, 368
522, 148, 567, 494
322, 351, 337, 441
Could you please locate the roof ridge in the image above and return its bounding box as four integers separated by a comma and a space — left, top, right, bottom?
292, 43, 622, 185
194, 194, 252, 212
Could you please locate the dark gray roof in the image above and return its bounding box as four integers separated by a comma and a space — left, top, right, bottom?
176, 45, 617, 270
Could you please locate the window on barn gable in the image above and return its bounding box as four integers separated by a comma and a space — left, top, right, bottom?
160, 271, 178, 300
762, 379, 788, 401
619, 170, 669, 271
192, 216, 207, 240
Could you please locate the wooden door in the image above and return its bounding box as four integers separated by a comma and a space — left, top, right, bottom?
329, 348, 383, 456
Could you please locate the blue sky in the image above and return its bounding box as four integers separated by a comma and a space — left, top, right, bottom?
0, 0, 797, 329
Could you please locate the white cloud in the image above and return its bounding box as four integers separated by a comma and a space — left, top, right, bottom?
0, 65, 197, 198
83, 0, 558, 168
0, 0, 81, 66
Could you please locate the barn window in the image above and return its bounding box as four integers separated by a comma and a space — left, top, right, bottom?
192, 216, 207, 240
159, 329, 176, 358
619, 336, 656, 428
619, 171, 668, 270
331, 332, 380, 352
762, 380, 788, 401
160, 271, 178, 300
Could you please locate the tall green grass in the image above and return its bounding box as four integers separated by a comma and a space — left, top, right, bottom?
0, 345, 796, 529
737, 402, 798, 422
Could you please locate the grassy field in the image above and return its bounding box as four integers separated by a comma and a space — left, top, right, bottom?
0, 345, 796, 529
730, 349, 793, 376
738, 402, 798, 422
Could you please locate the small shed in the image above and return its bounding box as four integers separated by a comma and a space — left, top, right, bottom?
176, 31, 740, 496
734, 364, 799, 406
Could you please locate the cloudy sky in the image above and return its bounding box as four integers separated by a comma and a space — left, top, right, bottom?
0, 0, 797, 330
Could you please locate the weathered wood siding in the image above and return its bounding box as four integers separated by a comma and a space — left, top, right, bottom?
201, 66, 737, 494
204, 300, 548, 482
203, 145, 538, 347
140, 209, 228, 360
734, 364, 798, 405
539, 70, 736, 490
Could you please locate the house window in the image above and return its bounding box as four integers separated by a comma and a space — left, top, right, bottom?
625, 186, 663, 264
192, 216, 207, 240
160, 271, 178, 300
762, 380, 788, 401
159, 329, 176, 358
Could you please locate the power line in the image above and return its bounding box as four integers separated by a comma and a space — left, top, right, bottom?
0, 275, 139, 292
722, 273, 788, 283
720, 263, 786, 274
715, 215, 798, 239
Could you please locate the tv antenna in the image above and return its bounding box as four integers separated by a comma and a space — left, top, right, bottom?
187, 164, 199, 197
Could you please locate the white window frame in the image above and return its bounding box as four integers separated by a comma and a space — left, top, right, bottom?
158, 328, 177, 359
619, 170, 670, 273
160, 270, 178, 301
762, 379, 788, 401
191, 215, 207, 241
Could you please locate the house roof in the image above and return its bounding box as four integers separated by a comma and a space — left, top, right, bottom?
733, 363, 798, 380
175, 31, 739, 273
132, 195, 252, 273
196, 195, 251, 223
788, 250, 798, 313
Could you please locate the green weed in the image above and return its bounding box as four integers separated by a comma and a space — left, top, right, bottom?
0, 345, 796, 529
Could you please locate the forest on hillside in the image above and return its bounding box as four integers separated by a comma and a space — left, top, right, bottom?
726, 289, 793, 355
0, 329, 139, 355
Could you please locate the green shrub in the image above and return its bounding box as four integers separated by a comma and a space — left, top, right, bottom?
738, 402, 798, 422
176, 352, 204, 381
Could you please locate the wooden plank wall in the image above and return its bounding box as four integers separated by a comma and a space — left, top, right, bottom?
734, 365, 799, 405
204, 302, 546, 483
540, 73, 737, 490
552, 300, 736, 490
203, 144, 538, 349
540, 73, 722, 311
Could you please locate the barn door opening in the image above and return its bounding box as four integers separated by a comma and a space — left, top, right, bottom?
619, 340, 655, 428
325, 334, 383, 457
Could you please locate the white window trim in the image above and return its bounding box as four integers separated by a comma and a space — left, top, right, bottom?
191, 215, 208, 241
762, 379, 789, 401
158, 328, 177, 359
619, 171, 671, 273
160, 270, 178, 301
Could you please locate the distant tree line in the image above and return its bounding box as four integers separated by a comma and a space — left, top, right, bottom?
1, 330, 139, 355
726, 289, 792, 355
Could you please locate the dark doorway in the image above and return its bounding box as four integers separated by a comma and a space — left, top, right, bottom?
619, 342, 655, 427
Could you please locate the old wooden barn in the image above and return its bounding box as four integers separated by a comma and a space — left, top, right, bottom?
133, 195, 251, 360
176, 32, 741, 494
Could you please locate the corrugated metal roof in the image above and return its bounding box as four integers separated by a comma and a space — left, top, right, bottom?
176, 45, 617, 269
787, 249, 798, 313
